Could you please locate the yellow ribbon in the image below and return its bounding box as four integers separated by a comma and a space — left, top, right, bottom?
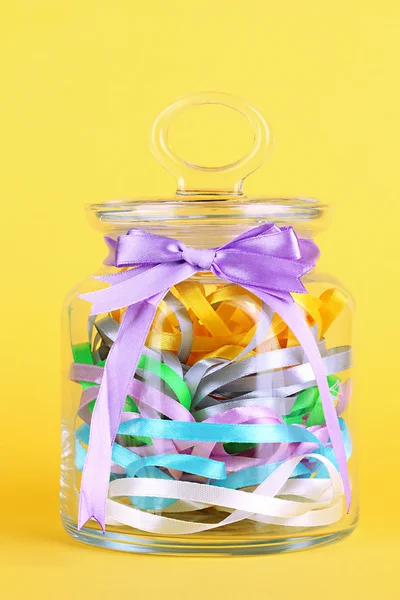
138, 282, 348, 364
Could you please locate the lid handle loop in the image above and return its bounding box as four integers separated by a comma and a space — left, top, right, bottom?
150, 92, 272, 197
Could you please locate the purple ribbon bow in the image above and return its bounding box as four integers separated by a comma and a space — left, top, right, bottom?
78, 223, 351, 531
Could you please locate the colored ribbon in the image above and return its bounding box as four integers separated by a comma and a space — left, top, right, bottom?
73, 351, 351, 520
105, 453, 344, 533
77, 223, 351, 531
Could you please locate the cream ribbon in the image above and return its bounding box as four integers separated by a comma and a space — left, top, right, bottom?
105, 453, 344, 533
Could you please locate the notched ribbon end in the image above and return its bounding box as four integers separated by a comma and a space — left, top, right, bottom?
77, 291, 105, 316
291, 280, 308, 296
77, 291, 95, 303
78, 496, 106, 534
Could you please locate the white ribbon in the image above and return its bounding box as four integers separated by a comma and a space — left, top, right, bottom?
105, 453, 344, 533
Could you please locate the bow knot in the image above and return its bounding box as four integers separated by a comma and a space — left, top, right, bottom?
181, 246, 216, 270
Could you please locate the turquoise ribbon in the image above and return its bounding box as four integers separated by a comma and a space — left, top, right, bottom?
76, 424, 226, 510
76, 424, 173, 510
118, 419, 323, 444
75, 417, 352, 509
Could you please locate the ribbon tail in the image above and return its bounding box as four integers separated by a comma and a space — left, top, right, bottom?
245, 287, 352, 513
81, 262, 197, 315
78, 292, 166, 531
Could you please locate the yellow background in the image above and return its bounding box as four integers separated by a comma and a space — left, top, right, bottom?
1, 1, 399, 597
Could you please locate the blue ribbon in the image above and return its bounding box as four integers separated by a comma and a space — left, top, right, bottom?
75, 417, 352, 510
118, 419, 322, 444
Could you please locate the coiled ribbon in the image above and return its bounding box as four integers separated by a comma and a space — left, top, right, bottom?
75, 224, 352, 531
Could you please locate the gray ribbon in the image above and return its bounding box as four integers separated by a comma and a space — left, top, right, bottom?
88, 302, 350, 420
185, 301, 274, 401
93, 315, 183, 397
192, 338, 330, 406
194, 394, 298, 421
215, 346, 351, 396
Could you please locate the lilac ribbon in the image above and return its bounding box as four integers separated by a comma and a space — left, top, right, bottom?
78, 223, 351, 531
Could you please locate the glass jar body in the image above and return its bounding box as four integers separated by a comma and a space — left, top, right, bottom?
61, 222, 357, 555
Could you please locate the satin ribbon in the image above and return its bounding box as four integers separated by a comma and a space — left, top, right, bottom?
77, 223, 351, 531
73, 341, 352, 516
75, 415, 351, 514
89, 310, 350, 427
105, 453, 344, 532
72, 351, 351, 468
135, 285, 347, 358
284, 375, 340, 426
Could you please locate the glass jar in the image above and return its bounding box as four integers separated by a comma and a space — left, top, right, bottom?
60, 92, 358, 554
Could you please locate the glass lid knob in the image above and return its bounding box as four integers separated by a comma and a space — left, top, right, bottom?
150, 91, 272, 197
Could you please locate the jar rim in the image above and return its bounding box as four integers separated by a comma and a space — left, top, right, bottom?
86, 196, 328, 226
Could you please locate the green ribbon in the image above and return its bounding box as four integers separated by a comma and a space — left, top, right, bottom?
72, 342, 193, 446
223, 442, 256, 454
283, 375, 340, 427
72, 342, 95, 390
137, 355, 192, 410
72, 342, 144, 444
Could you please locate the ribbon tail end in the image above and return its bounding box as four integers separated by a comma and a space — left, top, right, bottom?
76, 293, 102, 316
345, 488, 352, 514
78, 496, 106, 534
77, 291, 94, 304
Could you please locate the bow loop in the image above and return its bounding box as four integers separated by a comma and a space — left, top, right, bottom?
115, 231, 183, 267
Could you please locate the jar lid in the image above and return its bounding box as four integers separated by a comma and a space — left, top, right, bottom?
87, 92, 328, 233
